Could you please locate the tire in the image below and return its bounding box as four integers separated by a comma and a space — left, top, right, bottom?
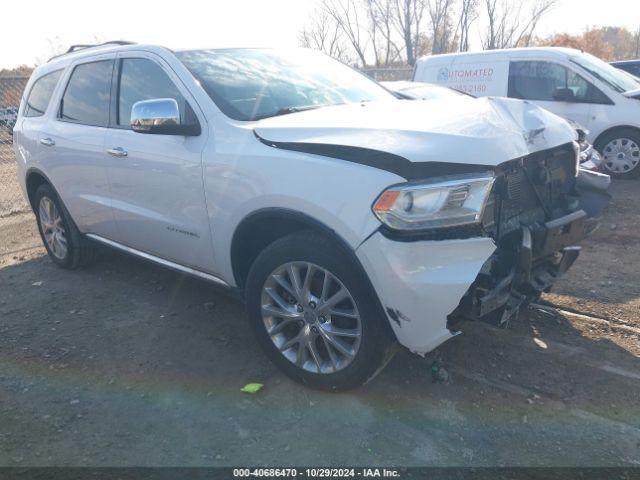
34, 183, 95, 269
595, 128, 640, 179
245, 231, 397, 391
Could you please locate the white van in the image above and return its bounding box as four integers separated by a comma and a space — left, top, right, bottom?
414, 47, 640, 178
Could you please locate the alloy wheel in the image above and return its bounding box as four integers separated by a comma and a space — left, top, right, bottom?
260, 261, 362, 374
38, 196, 68, 260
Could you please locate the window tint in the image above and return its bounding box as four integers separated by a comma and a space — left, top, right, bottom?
117, 58, 186, 126
508, 61, 567, 101
60, 60, 113, 126
24, 70, 62, 117
508, 61, 606, 103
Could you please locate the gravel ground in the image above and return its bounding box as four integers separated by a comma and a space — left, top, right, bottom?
0, 180, 638, 467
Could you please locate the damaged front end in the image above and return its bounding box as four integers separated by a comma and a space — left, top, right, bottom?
448, 142, 611, 329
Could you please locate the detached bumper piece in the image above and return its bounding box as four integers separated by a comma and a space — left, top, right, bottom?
449, 157, 610, 329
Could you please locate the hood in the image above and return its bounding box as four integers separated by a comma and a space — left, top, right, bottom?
254, 97, 575, 169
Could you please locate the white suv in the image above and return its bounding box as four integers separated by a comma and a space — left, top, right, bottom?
13, 42, 609, 390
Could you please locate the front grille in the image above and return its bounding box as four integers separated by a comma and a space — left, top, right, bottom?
484, 143, 578, 241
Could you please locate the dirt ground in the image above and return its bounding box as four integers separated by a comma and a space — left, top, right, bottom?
0, 180, 638, 467
0, 140, 29, 217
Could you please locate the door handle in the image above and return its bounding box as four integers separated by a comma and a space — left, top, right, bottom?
40, 137, 55, 147
106, 147, 128, 157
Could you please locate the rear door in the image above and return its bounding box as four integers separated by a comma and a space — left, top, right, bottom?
507, 60, 606, 130
43, 56, 117, 238
103, 53, 214, 271
16, 69, 64, 197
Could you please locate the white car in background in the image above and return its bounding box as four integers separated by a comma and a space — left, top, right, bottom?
13, 43, 609, 390
414, 47, 640, 178
381, 80, 469, 100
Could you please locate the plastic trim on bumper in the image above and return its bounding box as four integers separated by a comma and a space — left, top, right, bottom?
356, 232, 496, 355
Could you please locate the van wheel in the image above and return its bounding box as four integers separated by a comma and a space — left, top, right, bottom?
245, 231, 396, 391
34, 184, 95, 269
596, 128, 640, 178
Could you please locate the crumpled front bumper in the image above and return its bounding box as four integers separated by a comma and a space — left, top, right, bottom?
356, 234, 496, 355
356, 169, 611, 356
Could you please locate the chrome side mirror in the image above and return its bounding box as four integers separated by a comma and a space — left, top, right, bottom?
130, 98, 200, 136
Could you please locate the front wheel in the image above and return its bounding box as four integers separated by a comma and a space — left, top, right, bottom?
245, 231, 396, 391
597, 128, 640, 178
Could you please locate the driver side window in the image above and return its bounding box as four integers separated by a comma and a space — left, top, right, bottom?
116, 58, 187, 127
508, 60, 597, 103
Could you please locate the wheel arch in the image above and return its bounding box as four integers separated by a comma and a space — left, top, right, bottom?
230, 208, 382, 299
25, 167, 54, 211
593, 125, 640, 151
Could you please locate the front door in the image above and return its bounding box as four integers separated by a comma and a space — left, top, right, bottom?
507, 60, 594, 130
103, 54, 214, 272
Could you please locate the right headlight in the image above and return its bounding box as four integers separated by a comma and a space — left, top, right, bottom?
372, 174, 495, 231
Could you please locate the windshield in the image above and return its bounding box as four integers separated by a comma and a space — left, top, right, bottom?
571, 52, 640, 93
175, 48, 395, 121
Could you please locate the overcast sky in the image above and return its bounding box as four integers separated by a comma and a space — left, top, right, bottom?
1, 0, 639, 68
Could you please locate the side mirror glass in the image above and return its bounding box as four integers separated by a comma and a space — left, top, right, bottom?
130, 98, 200, 136
552, 87, 576, 102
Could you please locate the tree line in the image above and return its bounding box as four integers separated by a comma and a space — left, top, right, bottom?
298, 0, 640, 66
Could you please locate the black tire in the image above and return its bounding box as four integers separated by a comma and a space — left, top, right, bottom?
34, 183, 95, 269
245, 231, 397, 391
595, 128, 640, 179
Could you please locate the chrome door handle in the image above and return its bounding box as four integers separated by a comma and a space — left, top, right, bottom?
106, 147, 128, 157
40, 137, 55, 147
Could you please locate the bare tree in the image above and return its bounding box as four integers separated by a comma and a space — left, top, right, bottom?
455, 0, 479, 51
393, 0, 428, 65
482, 0, 556, 50
320, 0, 370, 67
428, 0, 455, 54
298, 9, 352, 63
366, 0, 403, 66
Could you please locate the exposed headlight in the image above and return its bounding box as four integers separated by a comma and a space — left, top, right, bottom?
372, 174, 495, 231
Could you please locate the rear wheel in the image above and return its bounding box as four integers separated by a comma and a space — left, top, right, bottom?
34, 184, 95, 269
596, 128, 640, 178
245, 231, 396, 390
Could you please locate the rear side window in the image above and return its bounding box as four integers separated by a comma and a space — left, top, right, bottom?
116, 58, 186, 126
24, 70, 63, 117
60, 60, 113, 126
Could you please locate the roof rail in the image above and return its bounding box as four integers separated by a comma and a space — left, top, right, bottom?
48, 41, 136, 62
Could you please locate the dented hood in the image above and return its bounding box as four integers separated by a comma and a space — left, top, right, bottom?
254, 97, 575, 167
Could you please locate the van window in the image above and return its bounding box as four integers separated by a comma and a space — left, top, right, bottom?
60, 60, 113, 126
24, 70, 63, 117
116, 58, 186, 127
508, 61, 608, 104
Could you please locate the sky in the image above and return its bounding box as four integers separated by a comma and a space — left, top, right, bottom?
1, 0, 639, 69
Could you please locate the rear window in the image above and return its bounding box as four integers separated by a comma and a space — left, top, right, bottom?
60, 60, 113, 126
23, 70, 63, 117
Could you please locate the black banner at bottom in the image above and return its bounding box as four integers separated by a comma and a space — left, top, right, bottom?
0, 467, 639, 480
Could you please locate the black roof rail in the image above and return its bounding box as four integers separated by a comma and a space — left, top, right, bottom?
48, 41, 136, 62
